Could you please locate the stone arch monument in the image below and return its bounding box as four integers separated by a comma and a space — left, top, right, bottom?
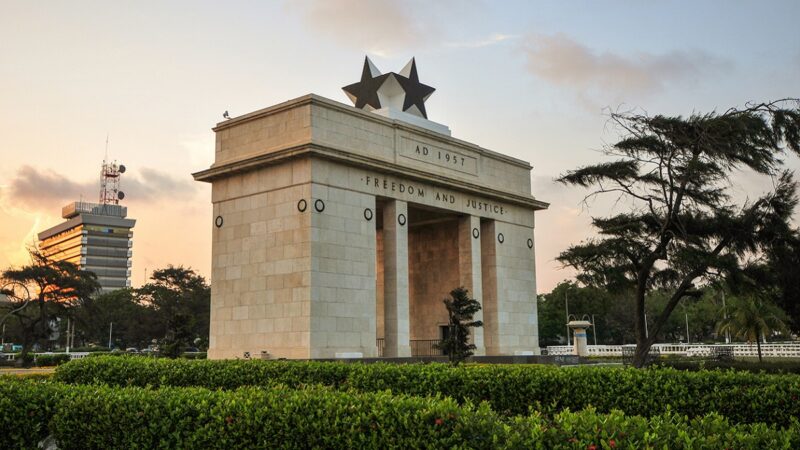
193, 57, 549, 359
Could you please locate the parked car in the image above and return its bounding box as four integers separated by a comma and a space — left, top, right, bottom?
125, 347, 139, 353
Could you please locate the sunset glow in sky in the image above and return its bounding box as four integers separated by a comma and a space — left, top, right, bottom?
1, 1, 798, 293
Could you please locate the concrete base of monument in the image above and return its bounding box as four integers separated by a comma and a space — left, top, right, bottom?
309, 355, 583, 365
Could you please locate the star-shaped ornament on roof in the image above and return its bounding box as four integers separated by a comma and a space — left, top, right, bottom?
342, 56, 436, 119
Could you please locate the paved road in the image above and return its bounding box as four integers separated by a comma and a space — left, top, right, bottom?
0, 367, 55, 375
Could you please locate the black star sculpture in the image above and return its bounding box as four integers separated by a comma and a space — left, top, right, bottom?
342, 56, 436, 119
395, 58, 436, 119
342, 57, 390, 111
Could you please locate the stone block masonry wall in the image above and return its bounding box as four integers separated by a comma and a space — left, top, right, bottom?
214, 103, 312, 165
308, 98, 535, 198
408, 220, 459, 341
458, 215, 485, 355
209, 159, 312, 359
199, 96, 548, 360
493, 221, 539, 354
309, 184, 377, 358
481, 220, 540, 355
381, 200, 411, 357
376, 230, 384, 340
480, 220, 499, 354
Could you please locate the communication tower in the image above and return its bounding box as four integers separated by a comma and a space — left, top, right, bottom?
99, 160, 127, 205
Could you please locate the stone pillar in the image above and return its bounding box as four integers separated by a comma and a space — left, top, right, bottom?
480, 220, 499, 355
568, 320, 592, 357
383, 200, 411, 357
458, 215, 485, 356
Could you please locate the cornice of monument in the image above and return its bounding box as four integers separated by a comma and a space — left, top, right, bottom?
192, 142, 549, 211
212, 94, 534, 171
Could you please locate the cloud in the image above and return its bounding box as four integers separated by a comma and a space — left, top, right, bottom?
285, 0, 470, 56
1, 165, 197, 213
522, 33, 731, 101
3, 166, 88, 209
445, 33, 518, 49
131, 168, 197, 201
531, 175, 596, 292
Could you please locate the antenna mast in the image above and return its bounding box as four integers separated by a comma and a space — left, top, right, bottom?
99, 138, 127, 206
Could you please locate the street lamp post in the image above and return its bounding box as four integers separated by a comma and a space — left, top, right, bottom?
66, 318, 70, 353
108, 322, 113, 349
685, 310, 690, 345
565, 291, 570, 346
592, 314, 598, 346
722, 291, 730, 344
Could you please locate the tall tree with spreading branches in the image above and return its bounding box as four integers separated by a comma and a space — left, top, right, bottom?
136, 266, 210, 358
557, 99, 800, 367
0, 249, 99, 362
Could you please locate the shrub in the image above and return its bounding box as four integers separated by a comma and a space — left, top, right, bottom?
0, 378, 64, 449
55, 357, 800, 426
20, 352, 34, 368
50, 384, 506, 449
2, 378, 799, 449
35, 353, 71, 367
661, 359, 800, 374
507, 408, 800, 449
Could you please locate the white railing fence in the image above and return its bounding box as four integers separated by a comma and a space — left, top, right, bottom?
0, 352, 91, 362
546, 342, 800, 358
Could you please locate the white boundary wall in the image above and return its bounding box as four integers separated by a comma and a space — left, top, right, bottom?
547, 343, 800, 358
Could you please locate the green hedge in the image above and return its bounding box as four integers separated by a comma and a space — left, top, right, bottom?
2, 378, 798, 449
0, 379, 64, 449
35, 353, 71, 367
662, 359, 800, 374
55, 357, 800, 426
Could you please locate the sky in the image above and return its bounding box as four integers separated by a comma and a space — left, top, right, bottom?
1, 1, 798, 293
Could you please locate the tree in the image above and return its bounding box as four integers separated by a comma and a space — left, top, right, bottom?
753, 230, 800, 332
716, 296, 789, 362
136, 266, 210, 357
557, 100, 800, 367
74, 288, 154, 349
537, 281, 622, 346
0, 250, 99, 362
436, 287, 483, 365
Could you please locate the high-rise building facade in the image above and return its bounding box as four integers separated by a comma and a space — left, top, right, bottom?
38, 201, 135, 293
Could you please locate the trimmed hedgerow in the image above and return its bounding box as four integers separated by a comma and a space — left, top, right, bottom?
51, 384, 505, 449
55, 357, 800, 426
34, 353, 71, 367
508, 408, 800, 449
0, 378, 65, 449
663, 358, 800, 374
2, 378, 800, 449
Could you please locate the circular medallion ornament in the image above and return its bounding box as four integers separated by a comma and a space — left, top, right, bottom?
314, 199, 325, 212
364, 208, 373, 221
398, 213, 407, 226
472, 228, 480, 239
527, 238, 534, 249
297, 199, 307, 212
498, 233, 504, 244
214, 216, 223, 228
